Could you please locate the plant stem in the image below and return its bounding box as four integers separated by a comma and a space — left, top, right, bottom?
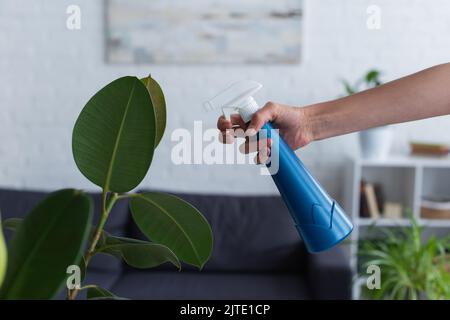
86, 191, 115, 261
67, 191, 118, 300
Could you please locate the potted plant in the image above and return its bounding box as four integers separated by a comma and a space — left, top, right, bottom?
342, 70, 392, 159
358, 215, 450, 299
0, 75, 213, 299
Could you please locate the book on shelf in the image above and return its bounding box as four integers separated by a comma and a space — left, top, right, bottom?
360, 181, 385, 219
421, 195, 450, 219
359, 181, 370, 218
410, 141, 450, 156
364, 183, 380, 218
383, 202, 403, 219
373, 183, 385, 214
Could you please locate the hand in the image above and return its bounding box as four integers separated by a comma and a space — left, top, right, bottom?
216, 102, 312, 163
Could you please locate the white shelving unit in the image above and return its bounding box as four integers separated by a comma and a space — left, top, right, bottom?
342, 155, 450, 299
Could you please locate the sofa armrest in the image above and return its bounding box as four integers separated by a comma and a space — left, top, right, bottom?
305, 246, 352, 300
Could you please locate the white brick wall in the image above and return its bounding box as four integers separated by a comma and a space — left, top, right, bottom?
1, 0, 450, 202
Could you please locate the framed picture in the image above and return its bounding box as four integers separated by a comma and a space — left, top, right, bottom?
106, 0, 303, 64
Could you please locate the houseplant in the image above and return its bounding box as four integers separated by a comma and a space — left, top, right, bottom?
358, 214, 450, 299
342, 69, 392, 159
0, 75, 213, 300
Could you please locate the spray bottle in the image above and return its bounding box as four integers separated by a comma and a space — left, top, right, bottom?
204, 81, 353, 253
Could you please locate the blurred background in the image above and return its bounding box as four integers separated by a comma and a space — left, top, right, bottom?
1, 0, 449, 300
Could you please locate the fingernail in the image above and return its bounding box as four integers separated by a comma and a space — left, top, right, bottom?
257, 151, 270, 164
246, 128, 257, 136
239, 142, 247, 154
234, 128, 246, 138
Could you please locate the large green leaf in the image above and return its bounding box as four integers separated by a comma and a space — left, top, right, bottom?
141, 75, 166, 147
72, 76, 156, 193
0, 189, 92, 299
2, 216, 90, 290
97, 235, 180, 269
130, 193, 212, 269
0, 212, 7, 288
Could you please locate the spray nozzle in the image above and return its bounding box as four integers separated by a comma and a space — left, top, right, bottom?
203, 80, 263, 123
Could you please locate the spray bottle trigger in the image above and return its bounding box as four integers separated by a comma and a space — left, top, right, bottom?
221, 106, 238, 121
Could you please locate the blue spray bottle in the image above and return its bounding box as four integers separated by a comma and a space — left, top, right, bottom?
205, 81, 353, 253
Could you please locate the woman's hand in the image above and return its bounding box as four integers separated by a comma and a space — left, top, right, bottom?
218, 63, 450, 163
216, 102, 313, 163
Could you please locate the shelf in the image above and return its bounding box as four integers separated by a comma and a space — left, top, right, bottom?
360, 166, 416, 212
422, 167, 450, 199
357, 218, 411, 227
420, 219, 450, 227
347, 155, 450, 299
357, 218, 450, 227
353, 154, 450, 168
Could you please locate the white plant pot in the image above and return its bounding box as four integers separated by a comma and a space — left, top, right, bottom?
359, 126, 392, 160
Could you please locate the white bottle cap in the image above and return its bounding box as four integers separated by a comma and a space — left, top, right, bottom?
238, 96, 259, 123
203, 80, 262, 123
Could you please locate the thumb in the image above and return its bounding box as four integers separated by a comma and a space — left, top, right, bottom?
246, 102, 279, 136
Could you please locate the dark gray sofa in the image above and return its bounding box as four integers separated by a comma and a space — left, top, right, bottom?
0, 188, 352, 300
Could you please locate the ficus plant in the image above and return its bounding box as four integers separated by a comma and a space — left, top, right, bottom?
0, 75, 213, 300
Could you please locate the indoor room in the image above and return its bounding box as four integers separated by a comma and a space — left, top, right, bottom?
0, 0, 449, 305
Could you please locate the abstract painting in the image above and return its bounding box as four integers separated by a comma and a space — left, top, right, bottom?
106, 0, 303, 64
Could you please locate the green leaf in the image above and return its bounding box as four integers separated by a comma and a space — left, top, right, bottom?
341, 80, 355, 95
0, 189, 93, 299
98, 235, 180, 269
0, 213, 7, 288
365, 70, 381, 87
2, 218, 23, 231
87, 286, 116, 299
359, 213, 450, 300
72, 76, 156, 193
130, 193, 213, 269
141, 75, 166, 147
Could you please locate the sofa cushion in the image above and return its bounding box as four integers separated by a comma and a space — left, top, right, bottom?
111, 270, 310, 300
128, 192, 306, 272
0, 188, 129, 274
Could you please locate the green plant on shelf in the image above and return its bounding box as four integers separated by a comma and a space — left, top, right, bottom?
0, 75, 213, 300
342, 69, 383, 96
358, 213, 450, 300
